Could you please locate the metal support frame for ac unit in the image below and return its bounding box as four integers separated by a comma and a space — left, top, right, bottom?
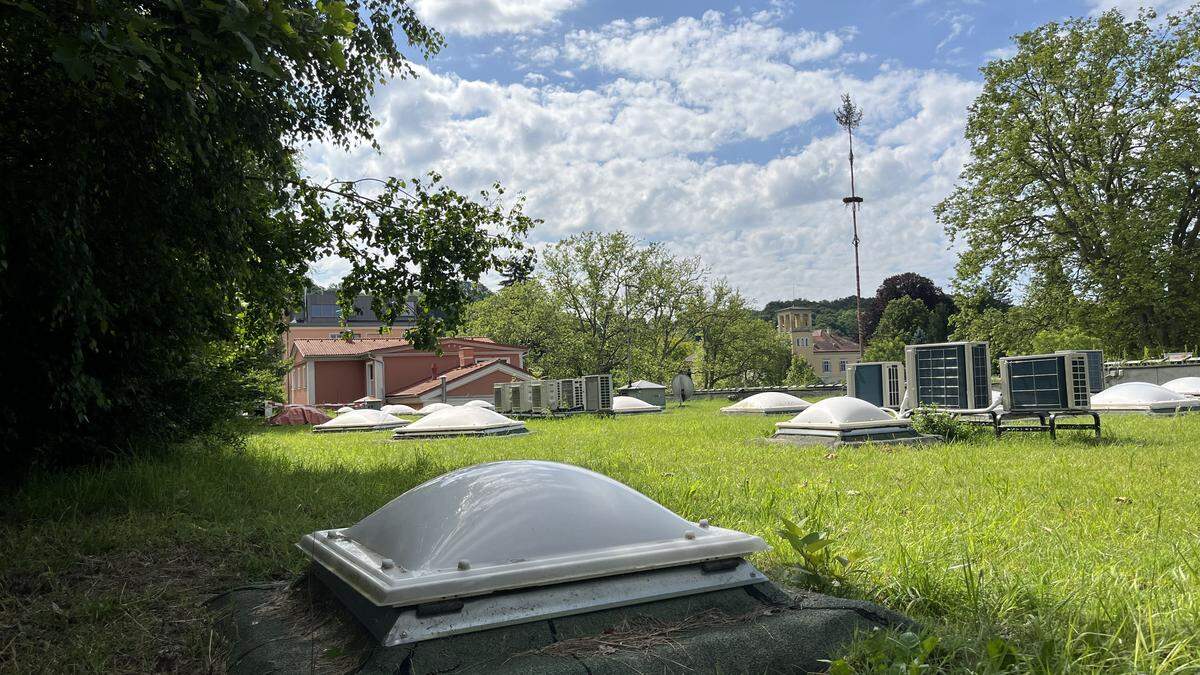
311, 558, 765, 647
955, 409, 1101, 440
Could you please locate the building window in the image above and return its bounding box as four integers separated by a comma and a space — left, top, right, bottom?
839, 360, 847, 372
822, 360, 831, 373
802, 337, 809, 347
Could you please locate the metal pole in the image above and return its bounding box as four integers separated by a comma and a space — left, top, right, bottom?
848, 125, 864, 360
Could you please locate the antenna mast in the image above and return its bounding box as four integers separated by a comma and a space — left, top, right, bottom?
836, 93, 865, 359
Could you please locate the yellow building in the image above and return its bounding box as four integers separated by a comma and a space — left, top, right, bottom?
775, 306, 861, 384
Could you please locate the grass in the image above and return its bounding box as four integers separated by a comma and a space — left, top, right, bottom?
2, 399, 1199, 672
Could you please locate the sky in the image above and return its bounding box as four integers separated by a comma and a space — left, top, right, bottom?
304, 0, 1189, 305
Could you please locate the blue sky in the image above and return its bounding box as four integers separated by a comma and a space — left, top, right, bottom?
306, 0, 1184, 304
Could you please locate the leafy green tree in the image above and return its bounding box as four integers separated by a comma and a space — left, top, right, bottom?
863, 273, 954, 341
696, 294, 791, 388
1, 1, 532, 476
461, 281, 577, 377
937, 7, 1200, 352
784, 356, 821, 387
873, 297, 932, 343
1030, 326, 1102, 354
862, 336, 906, 363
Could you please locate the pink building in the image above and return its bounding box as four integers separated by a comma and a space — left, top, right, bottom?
286, 336, 531, 407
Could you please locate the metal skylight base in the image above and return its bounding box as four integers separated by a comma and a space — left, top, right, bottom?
391, 426, 529, 440
771, 426, 938, 447
313, 558, 765, 646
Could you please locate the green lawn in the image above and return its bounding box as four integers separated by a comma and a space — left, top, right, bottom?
2, 399, 1199, 673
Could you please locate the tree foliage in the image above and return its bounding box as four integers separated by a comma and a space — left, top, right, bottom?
937, 7, 1200, 352
863, 273, 955, 341
1, 0, 532, 476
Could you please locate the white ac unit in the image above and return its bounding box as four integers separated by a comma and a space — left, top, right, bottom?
904, 341, 992, 411
1056, 349, 1104, 393
511, 382, 529, 413
847, 362, 904, 409
556, 379, 578, 410
493, 383, 513, 413
529, 380, 559, 414
1000, 352, 1091, 412
583, 374, 613, 412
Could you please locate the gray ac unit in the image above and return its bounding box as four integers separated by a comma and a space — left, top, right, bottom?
904, 341, 992, 411
847, 362, 904, 409
572, 379, 585, 409
1056, 349, 1104, 393
510, 382, 528, 413
583, 374, 613, 412
1000, 352, 1091, 412
493, 383, 513, 414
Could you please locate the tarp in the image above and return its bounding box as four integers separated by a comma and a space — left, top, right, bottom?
269, 405, 332, 426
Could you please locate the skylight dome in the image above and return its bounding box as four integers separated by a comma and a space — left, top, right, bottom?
298, 461, 768, 644
313, 409, 408, 433
772, 396, 938, 446
1091, 382, 1200, 414
463, 399, 496, 409
721, 392, 811, 415
612, 395, 663, 414
391, 406, 527, 438
1162, 377, 1200, 397
412, 402, 453, 416
380, 404, 417, 415
336, 406, 354, 414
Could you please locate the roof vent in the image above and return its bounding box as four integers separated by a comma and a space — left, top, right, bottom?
1091, 382, 1200, 414
298, 461, 767, 644
721, 392, 811, 415
463, 399, 496, 409
1162, 377, 1200, 397
612, 395, 663, 414
381, 404, 418, 416
314, 409, 408, 433
392, 406, 527, 439
772, 396, 938, 447
413, 402, 453, 416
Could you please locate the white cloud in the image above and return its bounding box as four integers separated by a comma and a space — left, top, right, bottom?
411, 0, 581, 36
983, 45, 1017, 61
1085, 0, 1194, 16
306, 11, 978, 302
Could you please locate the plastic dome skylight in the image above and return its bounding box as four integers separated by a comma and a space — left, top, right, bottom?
1162, 377, 1200, 397
336, 406, 354, 414
381, 404, 417, 415
721, 392, 811, 415
413, 402, 453, 416
313, 409, 408, 433
1091, 382, 1200, 413
463, 399, 496, 409
298, 461, 767, 644
392, 406, 527, 438
776, 396, 909, 431
612, 395, 663, 414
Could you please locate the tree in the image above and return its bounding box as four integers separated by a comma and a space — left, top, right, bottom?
936, 7, 1200, 352
2, 1, 532, 476
784, 357, 821, 387
863, 273, 954, 340
873, 297, 932, 344
696, 291, 791, 388
862, 336, 906, 363
460, 281, 575, 377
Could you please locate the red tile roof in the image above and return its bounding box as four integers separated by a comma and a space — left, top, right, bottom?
291, 336, 523, 358
812, 329, 860, 353
390, 359, 531, 397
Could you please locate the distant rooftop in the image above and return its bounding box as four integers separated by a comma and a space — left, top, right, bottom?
291, 291, 416, 327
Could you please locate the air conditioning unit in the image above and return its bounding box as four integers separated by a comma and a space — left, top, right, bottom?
904, 341, 992, 411
847, 362, 904, 409
572, 379, 585, 409
510, 382, 529, 414
1056, 349, 1104, 393
493, 383, 512, 413
556, 379, 578, 410
1000, 352, 1091, 412
583, 374, 613, 412
529, 380, 559, 414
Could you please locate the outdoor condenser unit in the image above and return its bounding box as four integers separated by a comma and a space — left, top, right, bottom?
572, 378, 585, 409
999, 352, 1091, 412
1056, 349, 1104, 394
493, 384, 507, 413
583, 374, 613, 412
529, 380, 559, 414
510, 382, 527, 414
904, 341, 992, 411
556, 379, 578, 410
847, 362, 904, 409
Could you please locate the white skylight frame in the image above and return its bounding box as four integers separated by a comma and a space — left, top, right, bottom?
720, 392, 812, 415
